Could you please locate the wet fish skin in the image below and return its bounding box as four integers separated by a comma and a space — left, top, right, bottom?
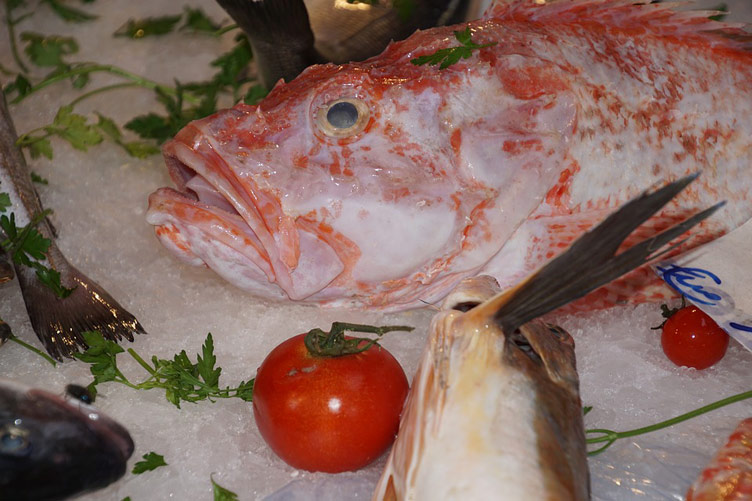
148, 0, 752, 311
217, 0, 470, 88
373, 175, 719, 500
0, 379, 134, 501
0, 93, 145, 360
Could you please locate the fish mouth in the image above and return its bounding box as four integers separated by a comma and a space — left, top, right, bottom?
147, 116, 345, 301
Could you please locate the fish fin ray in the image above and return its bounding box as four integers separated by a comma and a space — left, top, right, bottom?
493, 173, 723, 331
15, 260, 145, 361
216, 0, 321, 87
485, 0, 752, 53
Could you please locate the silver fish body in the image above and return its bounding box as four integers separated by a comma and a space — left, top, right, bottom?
0, 379, 134, 500
0, 93, 144, 360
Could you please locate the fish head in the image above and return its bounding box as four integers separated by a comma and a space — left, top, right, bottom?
147, 22, 576, 309
0, 381, 134, 499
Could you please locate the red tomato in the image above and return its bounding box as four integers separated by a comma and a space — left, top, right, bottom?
252, 333, 409, 473
661, 306, 729, 370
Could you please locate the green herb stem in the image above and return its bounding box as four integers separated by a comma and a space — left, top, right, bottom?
7, 334, 57, 366
586, 389, 752, 455
214, 23, 238, 36
127, 347, 157, 375
10, 63, 200, 105
69, 82, 140, 108
304, 322, 414, 357
5, 1, 29, 74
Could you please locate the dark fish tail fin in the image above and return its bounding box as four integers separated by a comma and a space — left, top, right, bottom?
15, 254, 145, 360
489, 173, 723, 331
217, 0, 320, 88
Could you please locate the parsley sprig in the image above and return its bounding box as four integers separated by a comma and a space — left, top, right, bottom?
0, 185, 75, 298
3, 3, 266, 160
411, 27, 497, 69
211, 475, 239, 501
74, 331, 255, 408
132, 452, 168, 474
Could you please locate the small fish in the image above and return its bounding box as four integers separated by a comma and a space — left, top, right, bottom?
373, 175, 720, 500
686, 417, 752, 501
148, 0, 752, 311
0, 379, 134, 501
217, 0, 471, 88
0, 93, 145, 360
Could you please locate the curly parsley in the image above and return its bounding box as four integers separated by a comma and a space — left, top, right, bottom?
411, 27, 497, 69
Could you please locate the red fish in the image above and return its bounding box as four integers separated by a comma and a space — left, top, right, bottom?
147, 0, 752, 310
686, 417, 752, 501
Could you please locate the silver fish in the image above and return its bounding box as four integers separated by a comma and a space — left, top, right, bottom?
0, 379, 134, 500
374, 174, 721, 500
0, 93, 145, 360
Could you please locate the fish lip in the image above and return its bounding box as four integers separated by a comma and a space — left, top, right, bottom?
159, 130, 290, 286
28, 388, 135, 463
155, 122, 345, 301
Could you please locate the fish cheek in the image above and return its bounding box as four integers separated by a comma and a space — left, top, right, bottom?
457, 92, 576, 189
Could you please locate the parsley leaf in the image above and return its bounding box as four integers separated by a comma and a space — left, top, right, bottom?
209, 35, 253, 92
42, 0, 97, 22
244, 84, 268, 105
0, 193, 11, 212
75, 331, 127, 387
74, 331, 256, 408
50, 105, 103, 151
411, 27, 497, 69
26, 137, 54, 159
114, 15, 182, 39
132, 452, 168, 474
3, 74, 32, 100
180, 7, 222, 34
0, 203, 75, 298
31, 172, 49, 184
125, 82, 217, 144
21, 33, 79, 67
211, 475, 239, 501
197, 333, 221, 389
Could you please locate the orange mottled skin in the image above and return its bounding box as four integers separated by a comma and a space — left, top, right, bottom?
147, 0, 752, 311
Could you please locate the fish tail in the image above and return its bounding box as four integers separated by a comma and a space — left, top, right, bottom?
490, 173, 723, 331
216, 0, 320, 88
14, 250, 145, 361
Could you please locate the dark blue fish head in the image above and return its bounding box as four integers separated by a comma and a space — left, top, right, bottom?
0, 381, 134, 501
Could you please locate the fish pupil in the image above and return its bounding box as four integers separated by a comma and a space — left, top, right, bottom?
0, 426, 29, 454
327, 101, 359, 129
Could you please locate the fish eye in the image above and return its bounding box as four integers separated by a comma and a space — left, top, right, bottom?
66, 384, 95, 405
316, 98, 370, 138
0, 424, 30, 455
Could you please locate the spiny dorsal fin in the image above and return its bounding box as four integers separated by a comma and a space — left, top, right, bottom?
492, 173, 724, 332
485, 0, 752, 52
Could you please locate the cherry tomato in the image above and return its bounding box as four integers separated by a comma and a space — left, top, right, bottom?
661, 306, 729, 370
252, 333, 409, 473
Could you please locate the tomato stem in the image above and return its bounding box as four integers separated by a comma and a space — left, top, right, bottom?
304, 322, 414, 357
586, 389, 752, 456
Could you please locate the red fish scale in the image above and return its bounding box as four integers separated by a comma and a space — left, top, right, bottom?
687, 418, 752, 501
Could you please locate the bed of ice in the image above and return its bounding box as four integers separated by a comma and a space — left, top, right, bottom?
1, 1, 751, 499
